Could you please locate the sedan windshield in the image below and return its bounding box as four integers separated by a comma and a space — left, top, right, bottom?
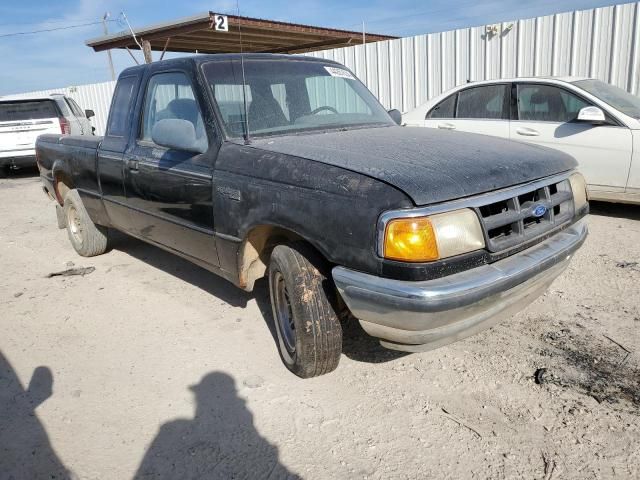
202, 58, 394, 138
573, 79, 640, 119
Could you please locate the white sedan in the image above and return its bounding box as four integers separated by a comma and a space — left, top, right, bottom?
403, 77, 640, 205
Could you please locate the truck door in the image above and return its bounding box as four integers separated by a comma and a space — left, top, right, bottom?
98, 75, 139, 231
123, 70, 220, 268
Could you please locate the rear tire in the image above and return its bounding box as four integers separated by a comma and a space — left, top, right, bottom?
63, 189, 109, 257
268, 243, 342, 378
55, 204, 66, 229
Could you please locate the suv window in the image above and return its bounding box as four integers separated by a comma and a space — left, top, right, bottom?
107, 76, 136, 137
0, 100, 59, 122
517, 84, 590, 122
427, 94, 456, 119
140, 72, 207, 149
66, 98, 84, 118
456, 85, 509, 120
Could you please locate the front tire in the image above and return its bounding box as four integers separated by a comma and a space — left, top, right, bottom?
268, 243, 342, 378
63, 189, 109, 257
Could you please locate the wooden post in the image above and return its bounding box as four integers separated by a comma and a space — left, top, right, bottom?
142, 39, 153, 63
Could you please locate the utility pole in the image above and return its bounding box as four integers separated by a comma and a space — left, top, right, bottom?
103, 13, 116, 81
142, 40, 153, 64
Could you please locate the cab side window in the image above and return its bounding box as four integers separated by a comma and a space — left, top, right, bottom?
427, 94, 456, 119
456, 85, 509, 120
517, 84, 590, 123
140, 72, 208, 149
106, 76, 136, 137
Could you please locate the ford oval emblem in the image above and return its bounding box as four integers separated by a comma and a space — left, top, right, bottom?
532, 205, 547, 218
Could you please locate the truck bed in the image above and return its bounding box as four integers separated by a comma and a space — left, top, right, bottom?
36, 134, 103, 201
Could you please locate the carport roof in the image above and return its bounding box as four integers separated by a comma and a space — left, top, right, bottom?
86, 12, 397, 55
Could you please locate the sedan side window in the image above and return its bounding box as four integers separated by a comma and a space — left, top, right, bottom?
141, 72, 208, 149
427, 94, 456, 119
517, 84, 590, 123
456, 85, 509, 120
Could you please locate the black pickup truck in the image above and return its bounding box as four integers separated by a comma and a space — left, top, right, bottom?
36, 54, 588, 378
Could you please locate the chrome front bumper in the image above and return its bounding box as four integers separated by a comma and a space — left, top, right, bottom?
332, 219, 588, 352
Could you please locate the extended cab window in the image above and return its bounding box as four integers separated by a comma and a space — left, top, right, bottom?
427, 94, 456, 119
456, 85, 509, 120
140, 72, 207, 149
517, 84, 590, 123
106, 76, 136, 137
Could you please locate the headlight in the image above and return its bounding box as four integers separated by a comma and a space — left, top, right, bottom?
382, 208, 485, 262
569, 172, 588, 210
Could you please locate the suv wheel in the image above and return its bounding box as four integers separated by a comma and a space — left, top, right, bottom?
268, 243, 342, 378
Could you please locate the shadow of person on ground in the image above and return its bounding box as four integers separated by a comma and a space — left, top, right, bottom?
134, 372, 299, 480
0, 351, 72, 479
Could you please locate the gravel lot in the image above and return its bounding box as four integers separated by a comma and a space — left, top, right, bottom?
1, 171, 639, 480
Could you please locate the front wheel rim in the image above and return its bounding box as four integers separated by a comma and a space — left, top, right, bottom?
273, 271, 296, 354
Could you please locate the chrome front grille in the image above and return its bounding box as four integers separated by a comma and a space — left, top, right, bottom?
477, 178, 574, 252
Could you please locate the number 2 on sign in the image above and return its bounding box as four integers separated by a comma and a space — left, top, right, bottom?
214, 14, 228, 32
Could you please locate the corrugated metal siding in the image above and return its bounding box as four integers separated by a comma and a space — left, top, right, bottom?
309, 1, 640, 111
7, 2, 640, 130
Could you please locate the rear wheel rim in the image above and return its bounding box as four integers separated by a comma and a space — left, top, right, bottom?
273, 271, 296, 354
67, 205, 83, 246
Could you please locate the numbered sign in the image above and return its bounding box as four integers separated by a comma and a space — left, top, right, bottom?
213, 14, 228, 32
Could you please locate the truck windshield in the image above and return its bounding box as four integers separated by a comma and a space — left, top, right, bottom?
202, 59, 394, 138
0, 100, 58, 122
572, 79, 640, 119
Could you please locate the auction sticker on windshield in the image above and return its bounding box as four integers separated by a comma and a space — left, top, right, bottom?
324, 66, 355, 80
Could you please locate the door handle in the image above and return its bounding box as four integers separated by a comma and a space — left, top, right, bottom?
127, 158, 139, 171
438, 122, 456, 130
516, 127, 540, 137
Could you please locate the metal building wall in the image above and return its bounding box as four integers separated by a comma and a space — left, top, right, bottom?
7, 1, 640, 131
308, 1, 640, 112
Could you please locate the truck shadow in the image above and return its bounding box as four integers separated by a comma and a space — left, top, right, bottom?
1, 166, 40, 179
110, 231, 405, 365
0, 351, 72, 479
589, 200, 640, 220
133, 371, 300, 479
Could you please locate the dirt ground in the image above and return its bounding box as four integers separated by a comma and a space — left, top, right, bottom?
1, 170, 639, 480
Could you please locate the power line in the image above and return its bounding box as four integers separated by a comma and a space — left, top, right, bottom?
0, 20, 116, 38
0, 17, 109, 28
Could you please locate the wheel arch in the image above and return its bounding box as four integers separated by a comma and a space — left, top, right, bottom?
52, 161, 74, 205
237, 223, 331, 291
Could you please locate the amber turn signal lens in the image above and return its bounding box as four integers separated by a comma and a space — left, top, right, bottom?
384, 217, 439, 262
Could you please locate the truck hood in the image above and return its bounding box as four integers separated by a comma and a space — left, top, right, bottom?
250, 126, 577, 205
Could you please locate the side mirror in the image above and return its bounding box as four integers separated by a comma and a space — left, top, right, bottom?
151, 119, 207, 154
85, 109, 95, 119
577, 106, 605, 124
388, 109, 402, 125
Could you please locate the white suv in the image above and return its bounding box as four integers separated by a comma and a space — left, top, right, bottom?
0, 94, 94, 176
404, 78, 640, 205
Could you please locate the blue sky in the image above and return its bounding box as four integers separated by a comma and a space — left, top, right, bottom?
0, 0, 630, 94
